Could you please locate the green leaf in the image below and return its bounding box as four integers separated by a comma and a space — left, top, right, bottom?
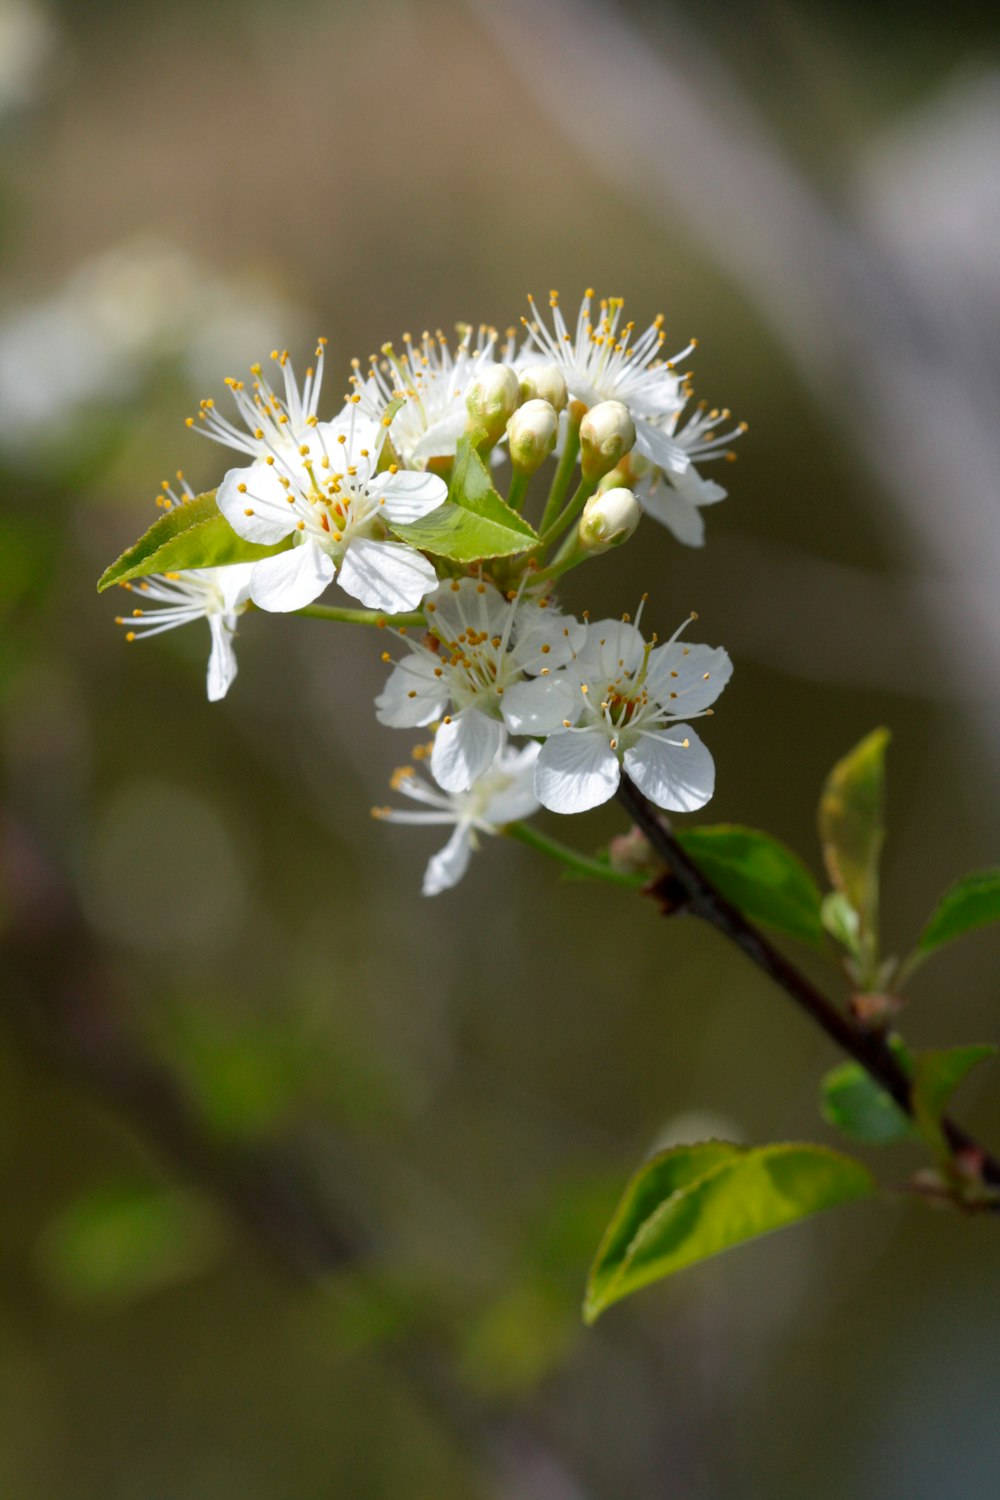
38, 1182, 224, 1305
821, 1062, 916, 1145
447, 435, 538, 539
585, 1141, 874, 1322
914, 868, 1000, 961
98, 491, 291, 592
821, 891, 862, 957
911, 1045, 997, 1157
675, 824, 825, 945
818, 728, 889, 940
390, 501, 538, 562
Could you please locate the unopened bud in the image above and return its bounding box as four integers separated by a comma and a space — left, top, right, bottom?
518, 364, 568, 412
578, 486, 641, 551
507, 399, 559, 475
579, 400, 635, 480
466, 364, 521, 446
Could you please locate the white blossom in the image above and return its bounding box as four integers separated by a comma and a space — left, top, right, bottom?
375, 577, 583, 794
115, 563, 254, 702
521, 288, 696, 474
351, 325, 500, 469
627, 400, 747, 547
373, 737, 541, 895
502, 609, 731, 815
213, 379, 447, 614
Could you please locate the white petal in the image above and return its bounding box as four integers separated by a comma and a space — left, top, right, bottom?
624, 725, 715, 812
206, 616, 238, 701
217, 562, 256, 611
313, 412, 383, 459
375, 654, 449, 727
576, 618, 646, 679
409, 408, 467, 464
535, 729, 621, 814
634, 419, 690, 475
431, 711, 504, 794
638, 487, 706, 547
217, 461, 295, 544
430, 577, 508, 642
337, 537, 438, 612
250, 541, 334, 613
377, 469, 449, 523
423, 825, 474, 896
501, 674, 580, 735
481, 749, 542, 824
645, 643, 732, 714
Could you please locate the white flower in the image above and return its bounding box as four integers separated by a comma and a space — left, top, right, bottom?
115, 563, 254, 702
375, 577, 583, 794
521, 288, 696, 474
373, 737, 541, 895
502, 609, 732, 815
351, 325, 500, 469
627, 401, 747, 547
189, 341, 329, 463
215, 393, 447, 615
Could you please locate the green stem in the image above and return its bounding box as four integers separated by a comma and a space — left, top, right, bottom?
538, 419, 581, 537
505, 820, 646, 889
538, 477, 598, 550
506, 469, 531, 514
297, 605, 425, 628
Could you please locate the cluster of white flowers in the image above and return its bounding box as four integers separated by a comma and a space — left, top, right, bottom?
108, 290, 742, 893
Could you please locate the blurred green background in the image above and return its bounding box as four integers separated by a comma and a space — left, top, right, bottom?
2, 1, 999, 1496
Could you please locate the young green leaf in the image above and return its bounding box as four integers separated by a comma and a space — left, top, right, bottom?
448, 436, 539, 539
585, 1141, 874, 1322
820, 891, 862, 958
911, 1045, 997, 1157
98, 492, 291, 592
912, 868, 1000, 963
818, 728, 889, 942
820, 1062, 916, 1145
674, 824, 825, 946
390, 502, 539, 562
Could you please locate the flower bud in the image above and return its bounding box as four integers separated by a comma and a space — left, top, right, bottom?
506, 398, 559, 476
579, 400, 635, 480
465, 364, 521, 446
578, 486, 641, 552
518, 364, 568, 413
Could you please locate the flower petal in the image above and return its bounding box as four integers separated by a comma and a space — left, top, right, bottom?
535, 729, 621, 814
409, 408, 468, 464
217, 460, 295, 544
633, 419, 690, 475
337, 537, 438, 612
250, 541, 334, 613
638, 486, 706, 547
206, 616, 238, 701
576, 618, 646, 679
645, 643, 732, 714
431, 711, 504, 794
377, 469, 449, 523
501, 674, 580, 735
623, 725, 715, 812
423, 824, 474, 896
375, 653, 449, 728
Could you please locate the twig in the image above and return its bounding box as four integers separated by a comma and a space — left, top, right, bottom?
615, 776, 1000, 1202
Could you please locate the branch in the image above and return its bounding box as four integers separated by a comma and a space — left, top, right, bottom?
615, 776, 1000, 1201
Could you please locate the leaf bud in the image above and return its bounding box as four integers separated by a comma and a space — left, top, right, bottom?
465, 364, 522, 446
579, 399, 636, 480
578, 486, 641, 552
506, 398, 559, 476
518, 364, 568, 413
